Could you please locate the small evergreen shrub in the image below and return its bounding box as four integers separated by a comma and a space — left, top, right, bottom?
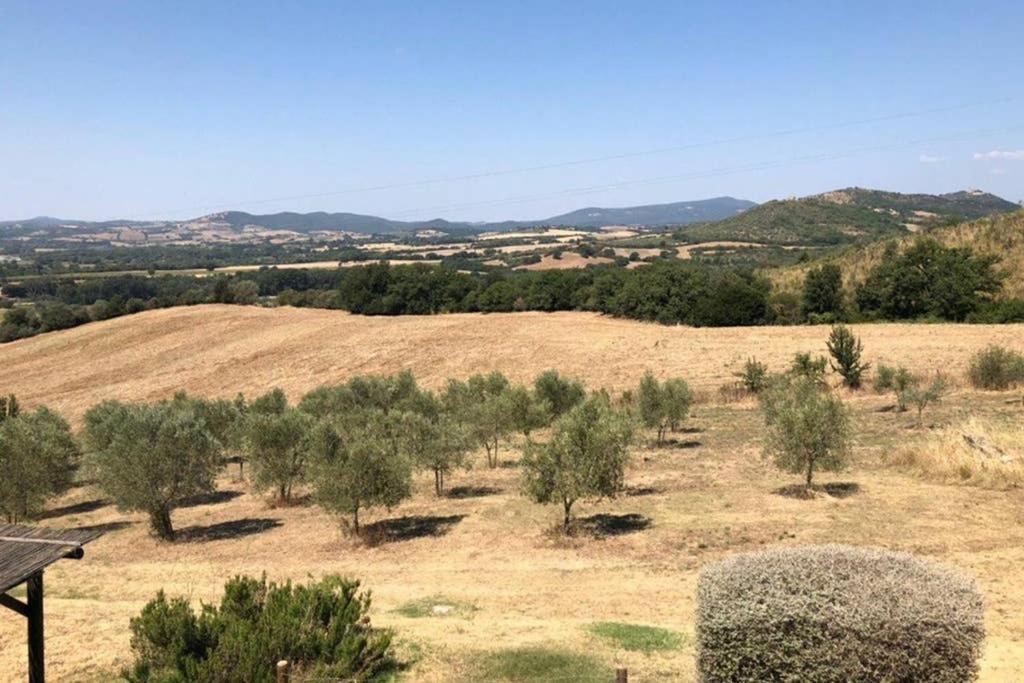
125, 574, 397, 682
789, 352, 827, 383
967, 345, 1024, 390
826, 325, 869, 389
735, 358, 769, 394
697, 545, 984, 683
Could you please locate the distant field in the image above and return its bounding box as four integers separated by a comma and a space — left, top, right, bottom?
1, 307, 1023, 680
1, 305, 1021, 424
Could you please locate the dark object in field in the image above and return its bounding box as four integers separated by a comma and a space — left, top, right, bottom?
697, 544, 984, 682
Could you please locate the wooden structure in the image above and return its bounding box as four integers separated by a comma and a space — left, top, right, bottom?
0, 524, 99, 683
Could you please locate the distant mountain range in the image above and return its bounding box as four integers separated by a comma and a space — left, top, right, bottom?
679, 188, 1020, 246
0, 196, 755, 236
2, 190, 1018, 245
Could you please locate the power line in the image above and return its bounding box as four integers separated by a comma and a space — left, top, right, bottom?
382, 124, 1024, 219
134, 97, 1015, 219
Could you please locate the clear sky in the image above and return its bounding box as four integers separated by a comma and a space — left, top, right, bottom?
1, 1, 1021, 221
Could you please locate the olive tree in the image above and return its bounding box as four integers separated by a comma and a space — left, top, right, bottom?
400, 411, 471, 496
0, 393, 20, 421
0, 407, 79, 523
533, 369, 585, 420
308, 414, 412, 535
246, 408, 313, 505
521, 395, 635, 532
443, 372, 513, 467
761, 376, 850, 490
903, 373, 948, 427
507, 385, 548, 438
84, 400, 222, 540
637, 371, 693, 445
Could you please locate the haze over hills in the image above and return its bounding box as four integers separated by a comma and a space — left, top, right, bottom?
679, 188, 1020, 246
0, 196, 755, 236
1, 189, 1018, 248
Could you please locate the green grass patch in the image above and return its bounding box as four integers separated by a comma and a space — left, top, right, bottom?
588, 621, 684, 653
393, 595, 478, 619
471, 647, 611, 682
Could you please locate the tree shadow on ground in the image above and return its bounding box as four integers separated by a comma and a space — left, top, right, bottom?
679, 426, 704, 434
774, 482, 861, 500
39, 498, 108, 519
624, 485, 660, 497
575, 513, 652, 538
176, 517, 282, 542
72, 520, 134, 534
446, 486, 501, 499
498, 459, 521, 469
669, 439, 702, 449
362, 514, 466, 546
175, 490, 243, 509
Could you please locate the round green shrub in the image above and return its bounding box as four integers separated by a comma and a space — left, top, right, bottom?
697, 545, 984, 683
967, 345, 1024, 390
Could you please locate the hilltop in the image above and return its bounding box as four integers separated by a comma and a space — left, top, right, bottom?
679, 188, 1019, 246
770, 209, 1024, 297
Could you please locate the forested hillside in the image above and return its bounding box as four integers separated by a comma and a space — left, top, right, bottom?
680, 188, 1018, 245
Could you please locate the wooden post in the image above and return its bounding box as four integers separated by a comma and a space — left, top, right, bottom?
615, 667, 628, 683
276, 659, 289, 683
27, 572, 44, 683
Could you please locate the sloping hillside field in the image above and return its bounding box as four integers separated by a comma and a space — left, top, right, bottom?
1, 307, 1024, 680
1, 305, 1022, 422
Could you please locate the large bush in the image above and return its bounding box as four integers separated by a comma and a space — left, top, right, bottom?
125, 574, 397, 682
697, 545, 985, 683
967, 345, 1024, 390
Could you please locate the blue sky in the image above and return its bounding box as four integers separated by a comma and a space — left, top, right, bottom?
1, 1, 1021, 221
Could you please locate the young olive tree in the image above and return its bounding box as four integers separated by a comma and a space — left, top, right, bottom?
246, 408, 313, 505
521, 395, 634, 532
761, 376, 850, 491
826, 325, 869, 389
308, 414, 412, 535
85, 400, 222, 540
874, 364, 915, 411
903, 373, 948, 427
400, 411, 471, 496
637, 371, 693, 445
443, 372, 513, 468
0, 407, 79, 523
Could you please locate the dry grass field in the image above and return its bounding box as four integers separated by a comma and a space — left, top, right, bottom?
1, 307, 1024, 681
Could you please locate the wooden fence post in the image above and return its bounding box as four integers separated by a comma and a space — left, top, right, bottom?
615, 667, 628, 683
276, 659, 289, 683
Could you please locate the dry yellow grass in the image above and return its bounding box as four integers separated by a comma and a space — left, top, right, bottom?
892, 416, 1024, 488
0, 306, 1021, 424
2, 309, 1024, 681
515, 253, 613, 270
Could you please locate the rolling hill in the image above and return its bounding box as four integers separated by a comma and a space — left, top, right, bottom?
0, 305, 1019, 425
770, 209, 1024, 297
540, 197, 755, 227
679, 188, 1019, 246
